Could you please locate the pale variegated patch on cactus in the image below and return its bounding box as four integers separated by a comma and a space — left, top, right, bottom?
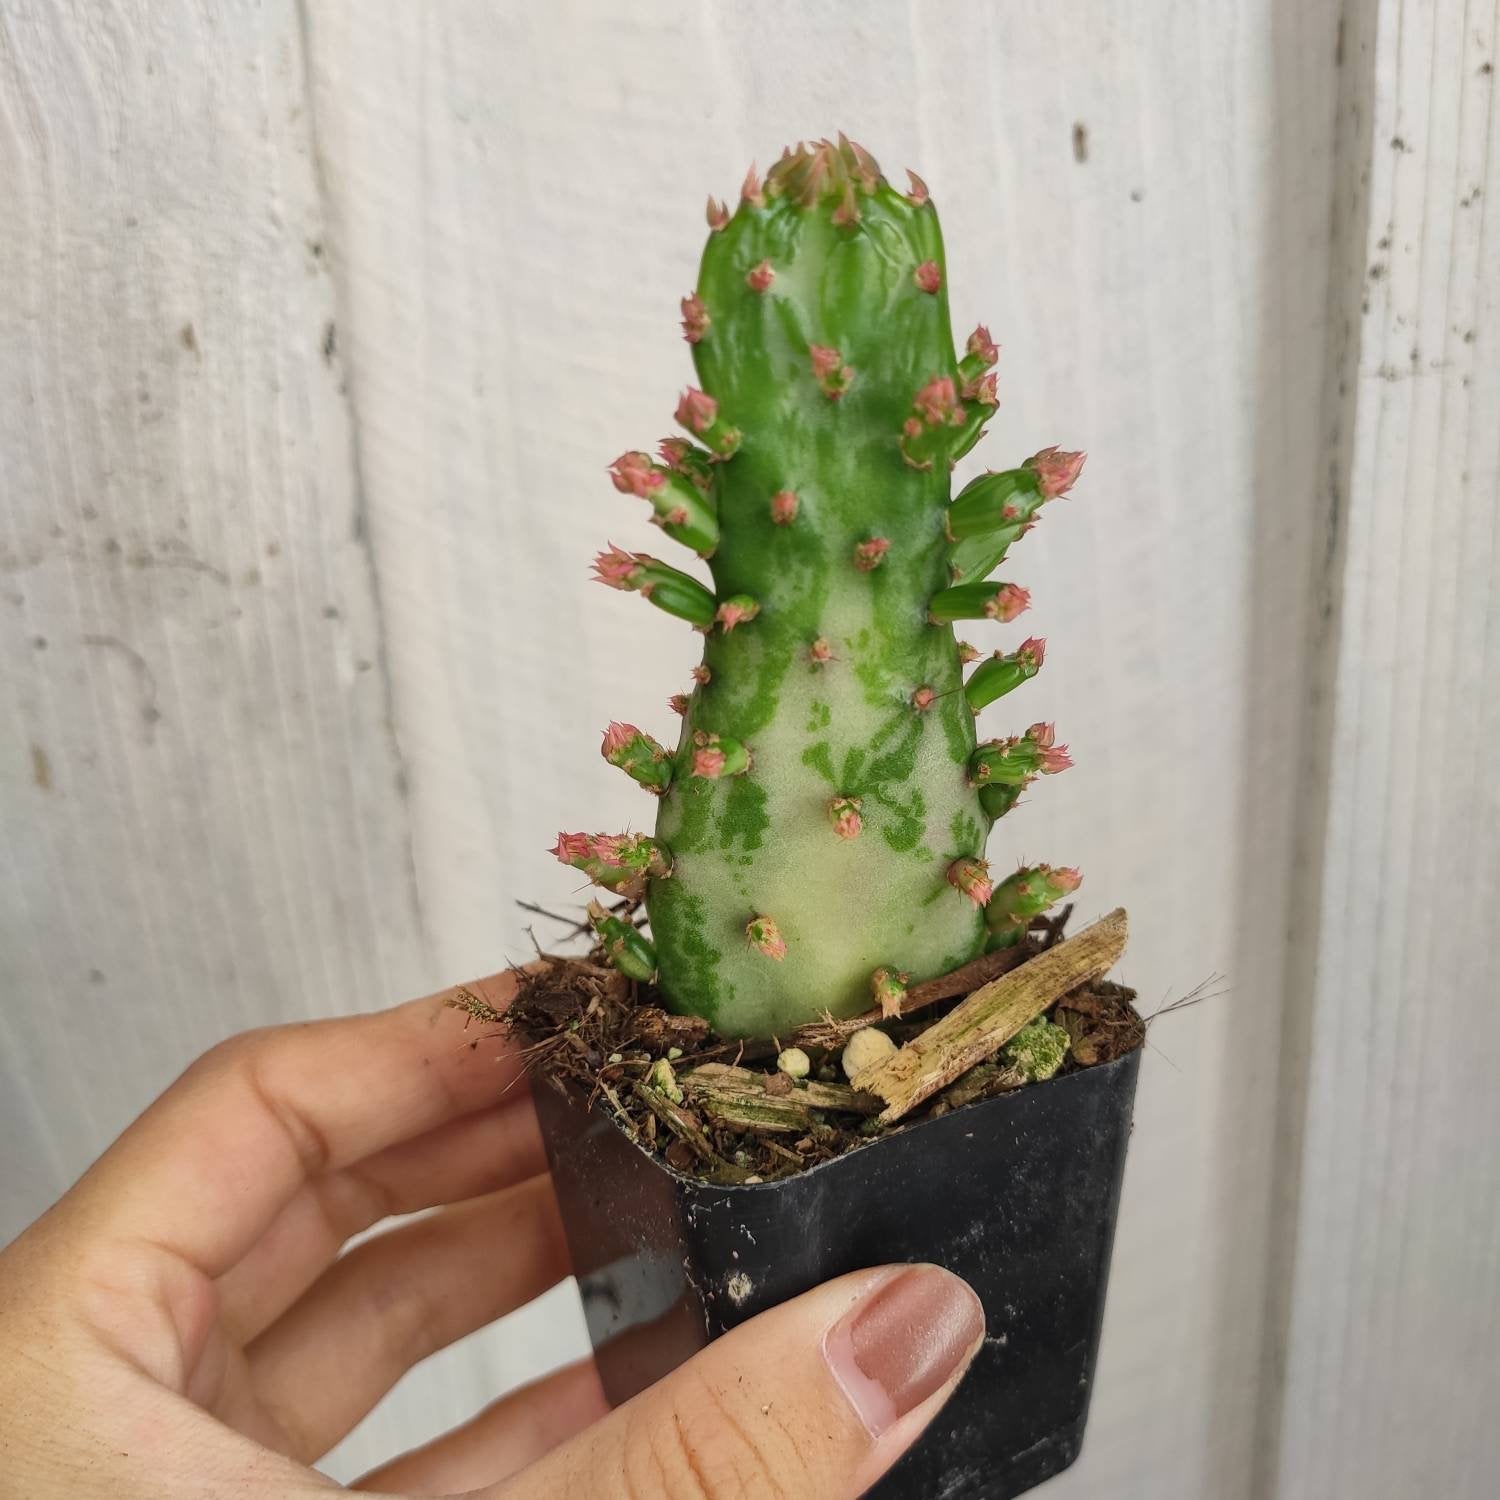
555, 137, 1086, 1037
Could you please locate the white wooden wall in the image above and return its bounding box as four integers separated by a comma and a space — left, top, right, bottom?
2, 2, 1495, 1495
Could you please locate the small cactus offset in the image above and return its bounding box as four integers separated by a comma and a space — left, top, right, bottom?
558, 137, 1085, 1037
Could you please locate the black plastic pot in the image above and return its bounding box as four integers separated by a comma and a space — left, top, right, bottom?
535, 1042, 1141, 1500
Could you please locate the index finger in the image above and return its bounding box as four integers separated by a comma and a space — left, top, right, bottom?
68, 971, 525, 1277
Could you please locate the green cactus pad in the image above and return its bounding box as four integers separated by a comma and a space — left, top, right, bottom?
586, 901, 658, 982
985, 863, 1082, 950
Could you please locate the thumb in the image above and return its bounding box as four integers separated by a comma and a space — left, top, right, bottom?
482, 1263, 984, 1500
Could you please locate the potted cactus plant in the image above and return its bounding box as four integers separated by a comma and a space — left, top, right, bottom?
517, 137, 1143, 1500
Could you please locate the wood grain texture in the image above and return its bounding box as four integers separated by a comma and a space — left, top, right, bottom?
1268, 4, 1500, 1496
0, 3, 590, 1483
0, 0, 432, 1204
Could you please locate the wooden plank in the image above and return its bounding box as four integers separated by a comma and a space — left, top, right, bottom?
0, 5, 604, 1483
1265, 5, 1500, 1497
0, 0, 430, 1215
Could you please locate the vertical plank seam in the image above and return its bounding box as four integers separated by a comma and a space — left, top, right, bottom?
1345, 0, 1457, 1473
1249, 0, 1385, 1492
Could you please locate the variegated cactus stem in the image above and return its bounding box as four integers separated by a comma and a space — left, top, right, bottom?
561, 136, 1088, 1037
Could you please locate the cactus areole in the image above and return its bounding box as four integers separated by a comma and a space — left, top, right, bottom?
565, 137, 1085, 1038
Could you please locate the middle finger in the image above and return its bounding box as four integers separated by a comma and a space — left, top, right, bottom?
219, 1090, 545, 1344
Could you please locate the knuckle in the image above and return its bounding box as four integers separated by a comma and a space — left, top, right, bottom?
242, 1050, 333, 1179
191, 1029, 260, 1077
187, 1028, 333, 1179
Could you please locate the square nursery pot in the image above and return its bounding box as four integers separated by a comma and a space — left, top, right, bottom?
535, 1040, 1142, 1500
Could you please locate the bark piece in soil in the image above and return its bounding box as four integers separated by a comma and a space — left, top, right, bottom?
505, 911, 1142, 1184
853, 908, 1129, 1123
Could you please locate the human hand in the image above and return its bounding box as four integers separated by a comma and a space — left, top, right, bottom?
0, 973, 983, 1498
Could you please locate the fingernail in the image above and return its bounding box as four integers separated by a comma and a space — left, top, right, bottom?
822, 1265, 985, 1437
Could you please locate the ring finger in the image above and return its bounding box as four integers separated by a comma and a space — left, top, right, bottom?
243, 1171, 569, 1462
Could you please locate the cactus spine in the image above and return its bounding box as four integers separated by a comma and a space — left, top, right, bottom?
559, 138, 1083, 1037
